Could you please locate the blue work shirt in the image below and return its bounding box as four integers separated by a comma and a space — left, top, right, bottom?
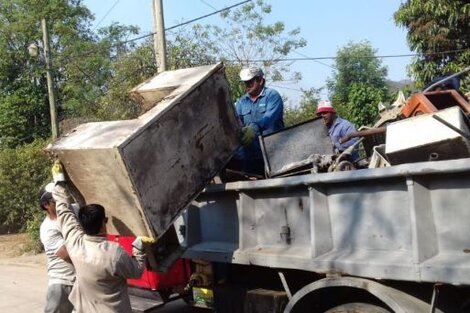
328, 117, 360, 161
234, 87, 284, 161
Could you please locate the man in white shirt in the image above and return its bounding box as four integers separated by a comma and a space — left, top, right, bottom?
39, 183, 75, 313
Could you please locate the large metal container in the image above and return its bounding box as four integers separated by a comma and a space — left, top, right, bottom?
48, 63, 240, 238
385, 106, 470, 165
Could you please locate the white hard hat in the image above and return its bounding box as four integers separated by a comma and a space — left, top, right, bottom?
45, 182, 55, 193
239, 66, 264, 81
316, 100, 336, 115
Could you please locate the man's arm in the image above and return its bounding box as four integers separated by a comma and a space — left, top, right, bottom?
251, 90, 284, 132
53, 183, 84, 247
115, 247, 145, 279
55, 245, 73, 264
336, 121, 359, 151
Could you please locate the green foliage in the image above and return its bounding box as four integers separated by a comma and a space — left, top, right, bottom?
394, 0, 470, 89
284, 87, 321, 127
25, 212, 44, 252
167, 25, 218, 70
0, 0, 96, 147
327, 41, 389, 127
0, 0, 143, 143
346, 83, 387, 127
0, 139, 50, 238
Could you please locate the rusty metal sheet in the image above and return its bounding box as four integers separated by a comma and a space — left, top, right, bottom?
48, 63, 240, 238
260, 118, 334, 177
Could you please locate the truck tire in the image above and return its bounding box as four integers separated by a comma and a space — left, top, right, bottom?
324, 302, 391, 313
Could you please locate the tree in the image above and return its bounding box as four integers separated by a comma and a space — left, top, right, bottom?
394, 0, 470, 89
327, 41, 389, 127
60, 22, 140, 121
284, 87, 321, 127
0, 139, 50, 231
200, 0, 306, 99
0, 1, 140, 147
112, 0, 307, 107
0, 0, 92, 147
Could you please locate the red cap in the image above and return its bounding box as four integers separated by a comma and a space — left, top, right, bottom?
316, 100, 336, 115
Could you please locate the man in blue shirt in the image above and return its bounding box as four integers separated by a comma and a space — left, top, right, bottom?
228, 66, 284, 175
316, 100, 360, 161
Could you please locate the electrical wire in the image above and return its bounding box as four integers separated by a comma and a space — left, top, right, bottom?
226, 48, 470, 63
56, 0, 252, 64
165, 0, 252, 31
198, 0, 335, 70
93, 0, 120, 31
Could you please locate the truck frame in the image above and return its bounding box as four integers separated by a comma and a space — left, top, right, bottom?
178, 158, 470, 312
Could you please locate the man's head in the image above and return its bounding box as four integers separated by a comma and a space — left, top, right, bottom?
239, 66, 265, 97
316, 100, 336, 127
78, 204, 107, 236
39, 183, 56, 216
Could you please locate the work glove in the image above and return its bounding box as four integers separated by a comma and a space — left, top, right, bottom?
51, 160, 66, 183
132, 236, 157, 251
240, 126, 256, 147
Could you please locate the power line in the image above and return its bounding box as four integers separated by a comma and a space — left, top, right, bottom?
198, 0, 335, 71
93, 0, 120, 31
57, 0, 252, 63
165, 0, 252, 31
199, 0, 218, 10
270, 84, 305, 93
229, 48, 470, 63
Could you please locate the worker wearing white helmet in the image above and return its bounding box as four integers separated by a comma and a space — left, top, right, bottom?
39, 182, 75, 313
228, 66, 284, 175
316, 100, 359, 161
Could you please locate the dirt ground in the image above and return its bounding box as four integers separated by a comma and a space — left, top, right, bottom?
0, 233, 46, 266
0, 234, 199, 312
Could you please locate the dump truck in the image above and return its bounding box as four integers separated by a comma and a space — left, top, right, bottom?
49, 63, 470, 313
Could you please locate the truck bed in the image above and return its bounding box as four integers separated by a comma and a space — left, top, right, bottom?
182, 158, 470, 285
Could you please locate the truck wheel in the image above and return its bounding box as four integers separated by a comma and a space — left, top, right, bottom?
324, 302, 391, 313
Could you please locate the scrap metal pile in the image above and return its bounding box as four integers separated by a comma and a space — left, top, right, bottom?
261, 71, 470, 177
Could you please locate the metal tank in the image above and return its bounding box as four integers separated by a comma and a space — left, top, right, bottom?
48, 63, 240, 238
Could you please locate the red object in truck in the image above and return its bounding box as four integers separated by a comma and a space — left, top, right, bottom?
108, 235, 191, 290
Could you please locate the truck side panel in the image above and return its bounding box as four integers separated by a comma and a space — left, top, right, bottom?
183, 159, 470, 285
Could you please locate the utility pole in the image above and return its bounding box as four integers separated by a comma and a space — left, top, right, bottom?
152, 0, 167, 73
41, 18, 59, 139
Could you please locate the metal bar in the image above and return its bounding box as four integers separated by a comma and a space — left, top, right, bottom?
432, 114, 470, 140
429, 284, 440, 313
278, 271, 292, 300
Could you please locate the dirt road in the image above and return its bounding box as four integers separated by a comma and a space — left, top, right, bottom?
0, 234, 195, 312
0, 254, 48, 312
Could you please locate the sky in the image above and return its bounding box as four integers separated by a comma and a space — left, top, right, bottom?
83, 0, 412, 105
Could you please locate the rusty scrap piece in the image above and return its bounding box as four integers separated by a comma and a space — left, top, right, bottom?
340, 127, 386, 144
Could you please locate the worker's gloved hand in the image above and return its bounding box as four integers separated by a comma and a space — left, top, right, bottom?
240, 126, 256, 146
51, 160, 66, 184
132, 236, 157, 251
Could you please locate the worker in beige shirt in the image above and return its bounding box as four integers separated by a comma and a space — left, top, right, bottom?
51, 161, 151, 313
